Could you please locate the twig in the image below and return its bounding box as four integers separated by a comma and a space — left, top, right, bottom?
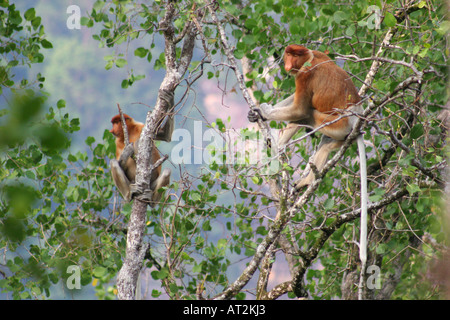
207, 1, 272, 145
117, 103, 129, 146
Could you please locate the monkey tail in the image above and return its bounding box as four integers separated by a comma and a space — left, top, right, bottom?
357, 134, 368, 299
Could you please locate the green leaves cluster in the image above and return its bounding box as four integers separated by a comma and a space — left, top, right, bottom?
0, 2, 51, 93
1, 0, 448, 300
0, 2, 124, 299
0, 90, 125, 299
82, 0, 166, 88
216, 0, 447, 299
81, 0, 448, 300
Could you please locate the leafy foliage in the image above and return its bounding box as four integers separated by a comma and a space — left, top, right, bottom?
0, 2, 50, 93
0, 0, 448, 300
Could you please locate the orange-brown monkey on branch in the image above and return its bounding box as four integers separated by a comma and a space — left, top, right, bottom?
248, 44, 368, 277
110, 109, 173, 206
248, 44, 364, 190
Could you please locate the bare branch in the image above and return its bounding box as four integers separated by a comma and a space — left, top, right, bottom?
207, 1, 272, 142
117, 103, 129, 146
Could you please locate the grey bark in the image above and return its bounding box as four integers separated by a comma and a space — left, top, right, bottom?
116, 1, 198, 300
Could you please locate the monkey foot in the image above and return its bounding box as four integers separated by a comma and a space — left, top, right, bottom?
289, 183, 307, 197
130, 184, 154, 203
289, 177, 311, 197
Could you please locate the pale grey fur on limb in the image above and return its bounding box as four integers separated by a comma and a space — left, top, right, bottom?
110, 91, 173, 207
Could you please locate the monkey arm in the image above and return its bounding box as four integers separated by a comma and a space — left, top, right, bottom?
149, 168, 171, 206
111, 143, 136, 203
248, 94, 309, 122
155, 115, 174, 142
118, 143, 135, 167
155, 89, 175, 142
272, 94, 294, 109
110, 159, 132, 202
248, 95, 294, 122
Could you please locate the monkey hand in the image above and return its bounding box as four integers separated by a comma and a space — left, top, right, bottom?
247, 109, 261, 122
248, 103, 273, 122
130, 183, 153, 203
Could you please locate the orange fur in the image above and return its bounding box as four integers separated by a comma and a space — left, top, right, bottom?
284, 44, 361, 139
110, 114, 161, 181
110, 114, 144, 158
247, 45, 365, 221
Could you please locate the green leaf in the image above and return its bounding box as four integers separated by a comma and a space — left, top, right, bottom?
68, 154, 77, 162
93, 0, 105, 12
169, 283, 178, 294
236, 292, 246, 300
32, 286, 42, 296
85, 136, 95, 146
376, 244, 387, 254
333, 11, 347, 24
234, 50, 244, 59
191, 191, 201, 202
242, 35, 255, 46
202, 220, 212, 231
24, 8, 36, 21
384, 12, 396, 27
151, 268, 168, 280
289, 22, 300, 35
25, 170, 35, 180
146, 51, 153, 63
105, 61, 114, 70
121, 79, 129, 89
41, 39, 53, 49
410, 124, 424, 139
251, 176, 260, 185
273, 80, 278, 89
244, 19, 258, 30
115, 58, 127, 68
31, 17, 41, 30
134, 47, 148, 58
345, 25, 356, 36
151, 290, 162, 298
93, 266, 107, 278
193, 263, 202, 273
56, 99, 66, 109
406, 183, 421, 195
80, 17, 90, 26
1, 217, 26, 242
21, 291, 31, 299
323, 198, 335, 210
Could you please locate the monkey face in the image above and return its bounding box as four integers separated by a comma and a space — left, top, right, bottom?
110, 121, 123, 138
284, 53, 299, 73
283, 45, 312, 75
110, 114, 132, 139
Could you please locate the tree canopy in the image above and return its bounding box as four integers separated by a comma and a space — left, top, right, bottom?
0, 0, 449, 301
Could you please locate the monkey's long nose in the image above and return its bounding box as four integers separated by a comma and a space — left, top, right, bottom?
284, 63, 292, 72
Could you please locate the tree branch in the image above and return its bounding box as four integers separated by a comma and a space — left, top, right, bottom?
116, 1, 200, 300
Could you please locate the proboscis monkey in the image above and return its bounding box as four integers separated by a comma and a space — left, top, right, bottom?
110, 105, 173, 206
248, 44, 368, 282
